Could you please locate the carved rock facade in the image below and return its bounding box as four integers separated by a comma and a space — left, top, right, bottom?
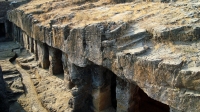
3, 1, 200, 112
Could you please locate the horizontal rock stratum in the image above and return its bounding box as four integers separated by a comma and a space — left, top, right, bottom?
4, 0, 200, 111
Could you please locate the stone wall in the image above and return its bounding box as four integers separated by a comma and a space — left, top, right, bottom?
0, 1, 10, 23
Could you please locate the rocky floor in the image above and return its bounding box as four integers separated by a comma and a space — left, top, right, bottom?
0, 39, 25, 112
16, 54, 72, 112
0, 39, 72, 112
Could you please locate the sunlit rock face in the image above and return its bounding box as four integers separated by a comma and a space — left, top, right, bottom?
3, 0, 200, 111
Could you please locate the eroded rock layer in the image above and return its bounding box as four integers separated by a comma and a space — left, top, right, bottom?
2, 0, 200, 112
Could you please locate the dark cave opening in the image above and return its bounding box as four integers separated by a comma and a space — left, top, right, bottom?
55, 49, 64, 75
138, 87, 170, 112
0, 23, 5, 38
43, 43, 50, 69
110, 71, 117, 110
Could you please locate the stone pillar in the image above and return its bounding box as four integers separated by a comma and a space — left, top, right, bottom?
37, 42, 50, 69
4, 22, 7, 37
5, 21, 12, 39
18, 29, 24, 47
68, 63, 92, 111
12, 24, 17, 41
13, 25, 17, 42
17, 27, 20, 43
16, 26, 18, 42
91, 66, 113, 111
48, 46, 63, 75
61, 53, 74, 89
29, 37, 34, 53
22, 33, 28, 50
116, 78, 138, 112
34, 39, 38, 60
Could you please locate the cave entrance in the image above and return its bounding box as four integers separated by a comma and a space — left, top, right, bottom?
48, 46, 64, 79
37, 42, 50, 69
137, 87, 170, 112
114, 74, 170, 112
0, 23, 5, 38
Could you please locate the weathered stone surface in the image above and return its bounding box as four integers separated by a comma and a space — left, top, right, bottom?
152, 26, 200, 41
65, 28, 88, 67
0, 1, 10, 23
116, 78, 135, 112
6, 0, 200, 112
85, 24, 103, 65
52, 25, 70, 49
68, 64, 92, 112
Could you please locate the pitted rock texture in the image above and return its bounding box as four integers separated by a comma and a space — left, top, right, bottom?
6, 0, 200, 112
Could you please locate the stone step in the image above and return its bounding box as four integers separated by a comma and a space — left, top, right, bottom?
16, 56, 35, 63
117, 35, 146, 50
10, 88, 24, 94
3, 74, 20, 81
116, 26, 150, 51
102, 39, 116, 47
118, 29, 147, 40
117, 28, 149, 45
105, 23, 127, 40
118, 46, 149, 56
2, 70, 19, 75
17, 62, 38, 70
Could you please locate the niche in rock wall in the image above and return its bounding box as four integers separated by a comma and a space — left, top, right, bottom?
0, 23, 5, 38
137, 87, 170, 112
37, 42, 50, 69
49, 46, 64, 77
